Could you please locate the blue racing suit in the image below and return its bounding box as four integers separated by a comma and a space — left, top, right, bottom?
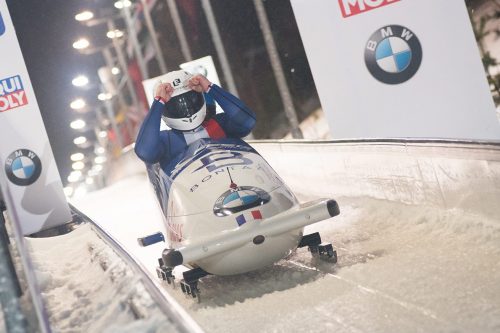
134, 84, 256, 172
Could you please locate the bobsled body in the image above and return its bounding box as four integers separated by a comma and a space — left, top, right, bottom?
147, 138, 337, 276
148, 138, 300, 275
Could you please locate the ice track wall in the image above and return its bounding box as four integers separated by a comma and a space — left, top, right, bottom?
252, 140, 500, 219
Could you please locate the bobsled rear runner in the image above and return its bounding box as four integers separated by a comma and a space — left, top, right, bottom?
142, 138, 339, 297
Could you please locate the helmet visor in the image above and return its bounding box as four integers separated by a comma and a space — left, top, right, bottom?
163, 90, 205, 119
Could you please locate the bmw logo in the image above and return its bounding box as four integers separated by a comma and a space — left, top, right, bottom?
5, 149, 42, 186
213, 186, 270, 217
365, 25, 422, 84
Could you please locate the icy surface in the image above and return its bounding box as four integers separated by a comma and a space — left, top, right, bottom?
72, 170, 500, 333
25, 222, 176, 333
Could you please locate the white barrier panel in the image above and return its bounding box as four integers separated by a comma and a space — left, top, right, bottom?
290, 0, 500, 140
0, 1, 71, 235
118, 139, 500, 220
252, 140, 500, 219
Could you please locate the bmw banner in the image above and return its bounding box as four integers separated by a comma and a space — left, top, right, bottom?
291, 0, 500, 140
0, 0, 71, 235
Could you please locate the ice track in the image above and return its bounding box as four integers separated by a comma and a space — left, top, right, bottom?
164, 197, 500, 333
68, 139, 500, 333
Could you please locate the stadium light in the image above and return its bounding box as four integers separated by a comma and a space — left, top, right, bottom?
72, 38, 90, 50
70, 153, 85, 162
67, 170, 82, 183
94, 156, 107, 164
114, 0, 132, 9
106, 29, 124, 39
98, 92, 112, 101
75, 11, 94, 22
63, 186, 74, 197
73, 136, 87, 145
72, 161, 85, 170
111, 67, 120, 75
72, 75, 89, 87
88, 164, 103, 177
70, 119, 86, 129
70, 98, 86, 110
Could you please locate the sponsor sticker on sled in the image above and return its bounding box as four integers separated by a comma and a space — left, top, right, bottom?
338, 0, 400, 18
236, 210, 263, 226
167, 223, 183, 243
0, 75, 28, 112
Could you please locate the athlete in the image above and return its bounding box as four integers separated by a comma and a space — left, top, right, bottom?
134, 70, 256, 171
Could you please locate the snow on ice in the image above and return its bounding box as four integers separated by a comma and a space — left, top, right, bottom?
25, 223, 176, 333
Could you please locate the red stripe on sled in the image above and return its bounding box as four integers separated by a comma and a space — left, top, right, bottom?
251, 210, 262, 219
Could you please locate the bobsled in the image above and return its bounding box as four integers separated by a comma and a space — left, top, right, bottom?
140, 138, 339, 298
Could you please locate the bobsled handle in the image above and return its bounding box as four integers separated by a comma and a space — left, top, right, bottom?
162, 199, 339, 268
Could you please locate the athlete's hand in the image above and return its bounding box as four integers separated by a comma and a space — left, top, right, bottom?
188, 74, 212, 93
155, 82, 174, 102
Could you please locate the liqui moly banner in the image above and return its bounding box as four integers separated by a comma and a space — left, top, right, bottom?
291, 0, 500, 140
339, 0, 400, 18
0, 1, 71, 235
0, 75, 27, 111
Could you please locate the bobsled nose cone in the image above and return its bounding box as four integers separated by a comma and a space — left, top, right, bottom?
327, 200, 340, 217
162, 248, 183, 268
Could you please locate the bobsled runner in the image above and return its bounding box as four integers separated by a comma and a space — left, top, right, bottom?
138, 138, 340, 299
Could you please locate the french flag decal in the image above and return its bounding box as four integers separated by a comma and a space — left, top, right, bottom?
236, 210, 263, 226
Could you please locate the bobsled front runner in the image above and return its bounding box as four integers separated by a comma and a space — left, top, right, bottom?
143, 138, 339, 297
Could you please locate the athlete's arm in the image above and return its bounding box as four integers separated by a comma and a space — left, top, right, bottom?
134, 98, 166, 164
207, 84, 256, 137
135, 83, 174, 163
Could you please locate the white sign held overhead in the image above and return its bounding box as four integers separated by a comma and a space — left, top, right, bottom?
180, 55, 221, 86
0, 0, 71, 235
142, 55, 223, 113
181, 56, 223, 114
291, 0, 500, 140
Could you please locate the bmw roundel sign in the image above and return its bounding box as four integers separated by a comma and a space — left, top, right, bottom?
365, 25, 422, 85
5, 149, 42, 186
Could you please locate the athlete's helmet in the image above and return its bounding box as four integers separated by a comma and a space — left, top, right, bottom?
157, 70, 206, 131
